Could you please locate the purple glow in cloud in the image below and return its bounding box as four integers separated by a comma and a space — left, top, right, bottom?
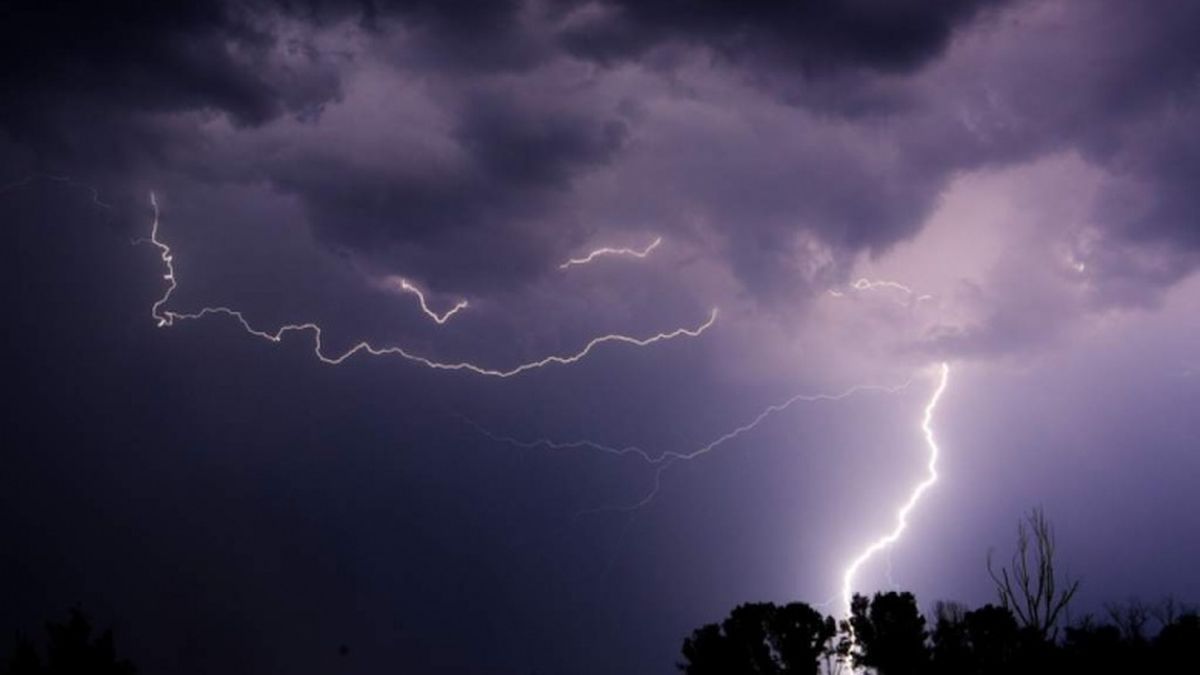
2, 1, 1199, 674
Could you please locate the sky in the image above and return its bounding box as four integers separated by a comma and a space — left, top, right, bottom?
1, 1, 1198, 673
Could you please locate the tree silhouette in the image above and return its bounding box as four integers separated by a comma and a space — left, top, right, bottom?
844, 592, 928, 675
1153, 613, 1200, 670
4, 610, 136, 675
929, 601, 969, 675
1064, 617, 1132, 674
684, 599, 1200, 675
771, 602, 837, 673
986, 507, 1079, 641
679, 508, 1199, 674
678, 602, 836, 674
932, 602, 1026, 675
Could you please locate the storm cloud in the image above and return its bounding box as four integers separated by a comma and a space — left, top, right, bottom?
2, 3, 1199, 673
4, 0, 1198, 328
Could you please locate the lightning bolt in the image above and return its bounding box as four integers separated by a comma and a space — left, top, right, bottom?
377, 275, 468, 325
470, 380, 911, 513
852, 278, 915, 295
558, 235, 663, 270
142, 193, 715, 376
831, 277, 933, 304
840, 362, 950, 618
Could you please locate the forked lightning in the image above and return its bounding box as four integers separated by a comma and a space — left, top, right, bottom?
142, 193, 714, 376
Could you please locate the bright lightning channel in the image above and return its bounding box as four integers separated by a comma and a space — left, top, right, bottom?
840, 362, 950, 617
559, 235, 663, 270
378, 276, 468, 325
142, 193, 714, 376
471, 380, 910, 512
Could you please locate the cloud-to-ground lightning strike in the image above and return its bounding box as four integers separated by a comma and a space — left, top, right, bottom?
471, 380, 911, 513
558, 235, 663, 270
142, 193, 714, 376
378, 275, 468, 324
840, 362, 951, 618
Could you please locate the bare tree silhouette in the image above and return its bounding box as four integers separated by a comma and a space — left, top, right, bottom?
987, 507, 1079, 641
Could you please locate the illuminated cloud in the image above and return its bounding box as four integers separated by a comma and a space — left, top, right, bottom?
3, 2, 1200, 674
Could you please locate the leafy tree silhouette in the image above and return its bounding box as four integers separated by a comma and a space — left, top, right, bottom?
771, 602, 838, 674
1062, 617, 1127, 674
684, 599, 1200, 675
932, 602, 1025, 675
680, 509, 1200, 674
1154, 613, 1200, 670
5, 609, 136, 675
678, 602, 836, 674
844, 592, 928, 675
929, 601, 970, 674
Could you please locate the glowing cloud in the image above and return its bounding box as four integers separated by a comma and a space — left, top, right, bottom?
141, 193, 715, 376
558, 235, 663, 270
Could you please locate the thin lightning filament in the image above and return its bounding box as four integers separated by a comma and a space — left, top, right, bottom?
142, 193, 715, 377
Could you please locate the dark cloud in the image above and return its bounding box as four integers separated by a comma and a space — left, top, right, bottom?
371, 0, 552, 73
0, 2, 343, 138
258, 89, 630, 290
557, 0, 1008, 73
4, 4, 1200, 675
961, 0, 1200, 290
455, 91, 628, 190
702, 0, 1200, 303
2, 0, 1198, 306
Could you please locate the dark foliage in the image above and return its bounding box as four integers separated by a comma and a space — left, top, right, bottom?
930, 602, 1026, 675
679, 602, 837, 675
682, 594, 1199, 674
4, 610, 136, 675
844, 591, 928, 675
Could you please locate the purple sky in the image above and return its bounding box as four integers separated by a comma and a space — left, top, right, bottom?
2, 1, 1198, 673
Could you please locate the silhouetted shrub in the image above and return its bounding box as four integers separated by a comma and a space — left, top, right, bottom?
5, 610, 136, 675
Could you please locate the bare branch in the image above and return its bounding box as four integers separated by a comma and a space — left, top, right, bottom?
987, 507, 1080, 641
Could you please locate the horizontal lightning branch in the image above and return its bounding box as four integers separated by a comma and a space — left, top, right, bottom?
829, 277, 932, 303
141, 192, 715, 376
852, 278, 915, 294
1, 172, 112, 209
471, 379, 911, 512
559, 236, 663, 270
